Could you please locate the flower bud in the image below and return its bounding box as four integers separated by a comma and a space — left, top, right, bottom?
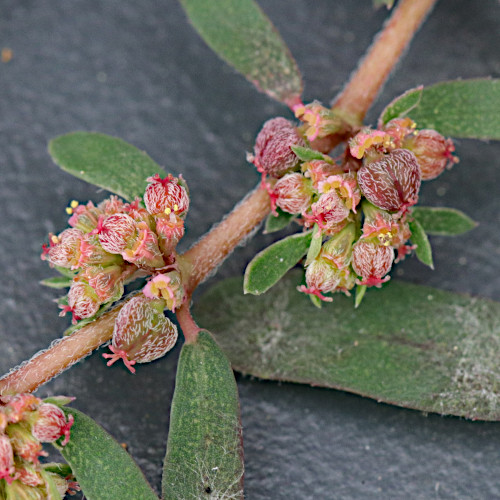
61, 282, 101, 323
67, 201, 102, 233
0, 433, 15, 484
98, 195, 126, 215
31, 404, 73, 446
320, 223, 356, 269
404, 129, 458, 180
361, 200, 399, 246
153, 213, 185, 257
121, 222, 164, 269
273, 173, 313, 215
352, 240, 394, 287
143, 271, 184, 312
357, 149, 421, 213
1, 395, 40, 425
125, 199, 155, 229
15, 461, 43, 487
383, 117, 416, 147
299, 257, 341, 301
5, 424, 45, 464
43, 229, 83, 269
251, 117, 304, 178
96, 213, 137, 254
103, 296, 178, 373
309, 190, 350, 229
77, 265, 125, 303
144, 174, 189, 217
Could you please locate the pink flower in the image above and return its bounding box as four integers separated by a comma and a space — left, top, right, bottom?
143, 271, 184, 312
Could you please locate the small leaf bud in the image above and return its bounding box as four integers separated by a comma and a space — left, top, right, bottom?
103, 296, 178, 373
404, 129, 458, 180
251, 117, 305, 178
352, 240, 394, 287
357, 149, 421, 213
273, 173, 313, 215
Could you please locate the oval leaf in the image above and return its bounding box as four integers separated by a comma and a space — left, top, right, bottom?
49, 132, 167, 201
244, 231, 312, 295
179, 0, 302, 105
59, 408, 158, 500
195, 272, 500, 421
291, 145, 333, 163
40, 276, 73, 289
412, 206, 477, 236
409, 219, 434, 269
379, 86, 423, 125
162, 330, 244, 500
380, 79, 500, 139
264, 208, 296, 234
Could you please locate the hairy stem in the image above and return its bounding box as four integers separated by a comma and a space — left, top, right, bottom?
332, 0, 438, 122
0, 0, 436, 395
176, 301, 202, 344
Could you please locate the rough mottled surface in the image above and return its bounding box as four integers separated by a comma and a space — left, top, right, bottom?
0, 0, 499, 498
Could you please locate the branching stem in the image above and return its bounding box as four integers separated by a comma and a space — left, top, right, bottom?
0, 0, 437, 395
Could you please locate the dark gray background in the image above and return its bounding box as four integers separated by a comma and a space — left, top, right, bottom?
0, 1, 499, 498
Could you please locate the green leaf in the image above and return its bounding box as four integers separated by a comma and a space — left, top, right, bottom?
59, 408, 158, 500
412, 206, 477, 236
244, 231, 312, 295
162, 330, 243, 500
409, 219, 434, 269
291, 145, 333, 163
379, 87, 423, 125
354, 284, 367, 308
264, 208, 296, 234
179, 0, 302, 105
195, 271, 500, 421
49, 132, 167, 201
54, 265, 77, 279
305, 224, 322, 266
380, 79, 500, 139
40, 276, 73, 289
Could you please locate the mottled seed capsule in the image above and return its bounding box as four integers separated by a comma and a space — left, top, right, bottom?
251, 117, 305, 178
404, 129, 458, 180
320, 223, 356, 269
62, 281, 101, 323
31, 404, 73, 446
44, 228, 83, 269
309, 189, 350, 229
144, 174, 189, 217
302, 257, 341, 298
97, 213, 137, 254
121, 222, 165, 269
103, 296, 178, 373
273, 173, 313, 215
357, 149, 421, 213
352, 240, 394, 287
5, 423, 44, 464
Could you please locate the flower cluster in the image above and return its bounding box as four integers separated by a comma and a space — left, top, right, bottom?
0, 394, 78, 498
250, 114, 458, 304
42, 174, 189, 324
42, 174, 188, 372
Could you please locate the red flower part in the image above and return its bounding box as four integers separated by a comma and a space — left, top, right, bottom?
352, 241, 394, 287
102, 345, 137, 374
6, 423, 46, 464
251, 117, 304, 178
297, 285, 333, 302
98, 195, 126, 215
303, 160, 340, 188
273, 173, 313, 215
67, 201, 102, 233
97, 213, 137, 254
143, 271, 184, 312
16, 462, 43, 487
317, 172, 361, 213
104, 296, 178, 371
349, 128, 392, 159
32, 404, 74, 446
357, 149, 421, 213
395, 243, 417, 263
144, 175, 189, 216
404, 129, 459, 180
293, 101, 342, 141
383, 117, 416, 148
0, 434, 16, 484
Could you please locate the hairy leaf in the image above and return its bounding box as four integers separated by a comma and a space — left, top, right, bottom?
244, 231, 312, 295
40, 276, 73, 289
379, 87, 423, 125
195, 272, 500, 420
291, 145, 333, 163
59, 408, 158, 500
380, 79, 500, 139
49, 132, 167, 201
409, 219, 434, 269
162, 331, 243, 500
412, 206, 477, 236
179, 0, 302, 105
264, 208, 296, 234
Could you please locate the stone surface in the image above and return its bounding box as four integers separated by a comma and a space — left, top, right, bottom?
0, 0, 499, 498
